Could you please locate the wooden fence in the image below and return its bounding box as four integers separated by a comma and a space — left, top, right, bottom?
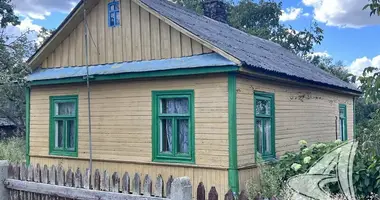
1, 162, 272, 200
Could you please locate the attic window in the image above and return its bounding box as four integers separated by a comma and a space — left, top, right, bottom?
108, 1, 120, 27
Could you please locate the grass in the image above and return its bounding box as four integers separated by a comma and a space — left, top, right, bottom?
0, 137, 25, 163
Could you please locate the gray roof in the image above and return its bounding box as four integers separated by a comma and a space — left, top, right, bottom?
28, 53, 235, 81
140, 0, 360, 93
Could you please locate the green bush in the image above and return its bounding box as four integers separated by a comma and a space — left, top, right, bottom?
0, 137, 25, 162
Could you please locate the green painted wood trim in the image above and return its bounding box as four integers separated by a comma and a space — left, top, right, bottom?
25, 87, 30, 165
30, 66, 239, 86
151, 90, 195, 164
254, 91, 276, 161
228, 73, 239, 193
49, 95, 79, 157
339, 104, 348, 141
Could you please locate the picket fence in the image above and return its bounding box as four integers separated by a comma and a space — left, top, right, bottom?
0, 161, 273, 200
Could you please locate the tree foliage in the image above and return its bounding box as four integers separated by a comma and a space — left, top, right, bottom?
0, 0, 19, 28
173, 0, 324, 57
0, 0, 35, 137
307, 55, 356, 83
363, 0, 380, 16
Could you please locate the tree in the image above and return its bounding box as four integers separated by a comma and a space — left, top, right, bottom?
173, 0, 324, 57
0, 0, 35, 137
307, 55, 355, 83
37, 27, 55, 48
0, 0, 19, 28
363, 0, 380, 16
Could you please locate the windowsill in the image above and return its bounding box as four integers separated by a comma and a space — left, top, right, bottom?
153, 157, 195, 165
49, 150, 78, 158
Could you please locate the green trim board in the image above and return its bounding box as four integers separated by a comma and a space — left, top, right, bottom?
29, 66, 239, 86
25, 87, 30, 165
151, 90, 195, 164
49, 95, 79, 157
254, 91, 276, 161
339, 104, 348, 141
228, 73, 239, 193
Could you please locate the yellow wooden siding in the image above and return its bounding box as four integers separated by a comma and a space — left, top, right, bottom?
238, 167, 259, 191
236, 76, 354, 167
29, 75, 229, 168
30, 156, 229, 198
41, 0, 213, 68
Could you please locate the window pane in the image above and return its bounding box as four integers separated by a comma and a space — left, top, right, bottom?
339, 108, 345, 118
55, 120, 64, 148
114, 3, 119, 10
161, 98, 189, 114
160, 119, 173, 153
264, 119, 272, 154
256, 99, 271, 115
56, 102, 75, 116
340, 119, 345, 140
177, 119, 189, 154
116, 11, 120, 25
67, 120, 75, 150
110, 4, 114, 11
110, 12, 115, 26
256, 120, 263, 154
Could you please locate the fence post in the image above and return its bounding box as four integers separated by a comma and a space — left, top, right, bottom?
171, 177, 192, 200
0, 160, 9, 199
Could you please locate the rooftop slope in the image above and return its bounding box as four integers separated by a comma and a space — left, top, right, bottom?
140, 0, 359, 93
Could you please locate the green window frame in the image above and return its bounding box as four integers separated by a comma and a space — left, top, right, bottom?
152, 90, 195, 164
254, 91, 276, 160
49, 95, 78, 157
339, 104, 348, 141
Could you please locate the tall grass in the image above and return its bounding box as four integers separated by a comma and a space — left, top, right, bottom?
0, 137, 25, 162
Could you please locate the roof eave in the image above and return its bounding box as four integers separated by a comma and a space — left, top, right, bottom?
240, 65, 362, 96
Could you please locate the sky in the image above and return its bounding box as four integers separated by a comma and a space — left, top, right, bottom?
8, 0, 380, 77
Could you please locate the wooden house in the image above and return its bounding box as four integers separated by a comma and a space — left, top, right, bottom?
26, 0, 361, 195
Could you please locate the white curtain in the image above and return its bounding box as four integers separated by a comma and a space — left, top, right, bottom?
56, 103, 75, 116
163, 99, 189, 153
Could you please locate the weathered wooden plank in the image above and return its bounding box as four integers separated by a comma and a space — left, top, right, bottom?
170, 27, 181, 58
66, 168, 74, 187
133, 173, 141, 195
94, 169, 101, 191
5, 179, 167, 200
75, 168, 82, 188
181, 33, 192, 57
166, 175, 173, 198
83, 168, 90, 190
196, 182, 205, 200
121, 0, 132, 61
131, 1, 142, 61
143, 175, 152, 196
150, 15, 161, 60
238, 190, 249, 200
122, 172, 130, 194
41, 165, 49, 184
192, 39, 203, 55
154, 175, 163, 197
49, 165, 56, 185
111, 172, 120, 193
160, 20, 171, 59
57, 165, 64, 186
141, 8, 151, 60
101, 170, 110, 191
224, 189, 233, 200
8, 163, 14, 179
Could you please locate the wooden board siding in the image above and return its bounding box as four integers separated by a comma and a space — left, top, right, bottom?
30, 156, 229, 198
41, 0, 212, 68
238, 167, 259, 191
29, 74, 229, 168
236, 76, 354, 167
